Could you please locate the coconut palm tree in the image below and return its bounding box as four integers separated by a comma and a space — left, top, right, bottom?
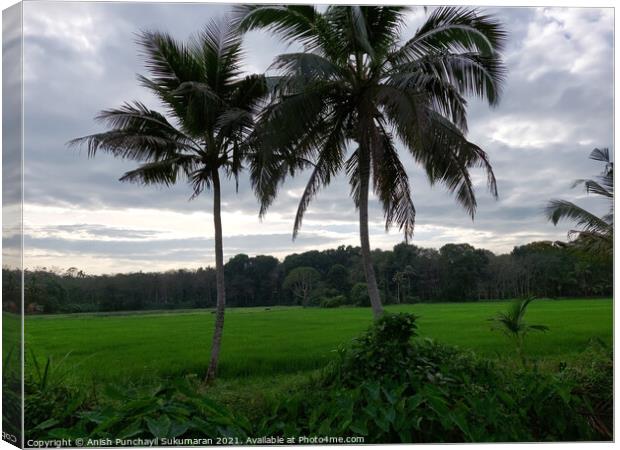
237, 6, 506, 318
546, 148, 613, 258
70, 19, 267, 383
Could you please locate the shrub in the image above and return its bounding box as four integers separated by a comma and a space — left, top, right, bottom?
310, 287, 340, 307
336, 313, 418, 383
320, 295, 347, 308
489, 297, 549, 364
557, 339, 613, 439
24, 352, 87, 440
350, 282, 370, 306
32, 377, 249, 441
257, 314, 610, 443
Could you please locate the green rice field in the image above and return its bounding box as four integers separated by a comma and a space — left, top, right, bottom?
21, 298, 612, 383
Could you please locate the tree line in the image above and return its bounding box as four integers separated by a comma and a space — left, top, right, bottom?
4, 238, 610, 315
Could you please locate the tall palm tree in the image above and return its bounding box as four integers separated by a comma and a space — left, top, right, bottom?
70, 19, 267, 382
546, 148, 613, 257
237, 6, 506, 318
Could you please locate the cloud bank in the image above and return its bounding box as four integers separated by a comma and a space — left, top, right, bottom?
16, 3, 613, 274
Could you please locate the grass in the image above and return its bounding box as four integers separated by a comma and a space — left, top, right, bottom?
24, 298, 612, 384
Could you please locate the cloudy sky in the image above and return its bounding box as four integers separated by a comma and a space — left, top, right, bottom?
10, 2, 614, 274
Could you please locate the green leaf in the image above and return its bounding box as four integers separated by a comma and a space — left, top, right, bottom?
146, 415, 171, 438
117, 419, 145, 440
33, 418, 59, 431
168, 421, 189, 438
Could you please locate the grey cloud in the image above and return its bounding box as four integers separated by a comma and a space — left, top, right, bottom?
38, 224, 162, 239
22, 231, 340, 263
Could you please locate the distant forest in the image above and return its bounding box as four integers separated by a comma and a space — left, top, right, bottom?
3, 239, 612, 314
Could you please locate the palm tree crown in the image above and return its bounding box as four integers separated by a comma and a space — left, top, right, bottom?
71, 19, 266, 195
546, 148, 613, 257
240, 5, 505, 238
237, 5, 506, 317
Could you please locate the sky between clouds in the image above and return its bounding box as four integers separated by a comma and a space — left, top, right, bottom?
6, 1, 614, 274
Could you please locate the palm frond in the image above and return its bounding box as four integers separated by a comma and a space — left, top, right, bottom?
292, 113, 349, 238
547, 148, 613, 257
590, 147, 610, 164
390, 51, 506, 110
490, 297, 548, 337
255, 79, 339, 153
396, 7, 507, 62
378, 85, 497, 217
136, 31, 204, 122
234, 5, 320, 48
545, 200, 611, 233
326, 6, 375, 59
68, 102, 201, 160
361, 6, 409, 57
370, 122, 416, 240
119, 155, 200, 187
270, 52, 346, 82
193, 17, 243, 93
572, 179, 613, 198
385, 68, 470, 132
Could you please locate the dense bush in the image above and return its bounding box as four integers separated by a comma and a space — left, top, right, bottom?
24, 353, 86, 440
350, 282, 370, 306
557, 339, 613, 439
335, 312, 418, 382
29, 377, 249, 442
319, 295, 347, 308
257, 314, 611, 443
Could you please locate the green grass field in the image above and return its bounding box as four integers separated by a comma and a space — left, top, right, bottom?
22, 298, 612, 383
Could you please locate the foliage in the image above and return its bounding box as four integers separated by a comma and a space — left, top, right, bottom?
325, 264, 351, 294
319, 295, 347, 308
439, 244, 490, 300
2, 347, 22, 441
30, 377, 249, 442
546, 148, 613, 258
557, 339, 613, 439
255, 315, 610, 443
350, 282, 370, 306
336, 312, 418, 383
14, 239, 611, 314
239, 5, 506, 239
282, 267, 321, 306
490, 297, 549, 363
70, 19, 267, 200
25, 353, 86, 440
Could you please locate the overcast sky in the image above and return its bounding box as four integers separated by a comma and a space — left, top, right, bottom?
12, 2, 614, 274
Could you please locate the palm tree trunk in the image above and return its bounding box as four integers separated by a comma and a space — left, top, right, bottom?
358, 146, 384, 319
206, 169, 226, 383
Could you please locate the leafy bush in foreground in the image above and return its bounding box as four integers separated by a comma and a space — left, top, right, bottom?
558, 339, 613, 439
30, 377, 248, 442
257, 313, 610, 443
25, 353, 85, 439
